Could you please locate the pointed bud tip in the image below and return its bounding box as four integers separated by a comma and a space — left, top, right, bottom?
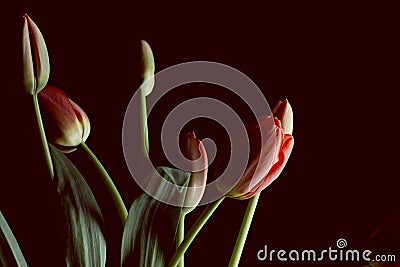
273, 99, 293, 135
187, 131, 196, 139
272, 100, 282, 114
140, 40, 149, 47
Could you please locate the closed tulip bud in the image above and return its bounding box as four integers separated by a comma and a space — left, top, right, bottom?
182, 132, 208, 210
38, 85, 90, 152
22, 14, 50, 94
140, 40, 155, 96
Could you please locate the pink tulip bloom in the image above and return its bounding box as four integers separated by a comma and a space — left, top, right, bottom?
223, 100, 294, 200
38, 85, 90, 152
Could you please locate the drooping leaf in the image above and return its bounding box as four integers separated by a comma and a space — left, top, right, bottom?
49, 144, 106, 267
121, 166, 190, 267
0, 211, 28, 267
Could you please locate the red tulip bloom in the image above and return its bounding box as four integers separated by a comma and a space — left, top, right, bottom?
38, 85, 90, 152
221, 100, 294, 200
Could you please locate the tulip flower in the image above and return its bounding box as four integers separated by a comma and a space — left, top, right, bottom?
22, 14, 50, 95
38, 85, 90, 152
220, 100, 294, 200
224, 100, 294, 267
181, 132, 208, 210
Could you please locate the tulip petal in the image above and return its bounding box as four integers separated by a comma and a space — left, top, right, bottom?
271, 100, 282, 115
273, 99, 293, 135
23, 14, 50, 93
22, 15, 35, 95
69, 99, 91, 142
241, 134, 294, 199
227, 116, 281, 198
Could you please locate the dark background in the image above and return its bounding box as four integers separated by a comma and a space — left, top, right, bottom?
1, 1, 398, 266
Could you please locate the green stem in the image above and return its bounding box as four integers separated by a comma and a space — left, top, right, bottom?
228, 193, 260, 267
167, 197, 225, 267
140, 87, 149, 157
176, 214, 185, 267
80, 142, 128, 224
32, 93, 54, 179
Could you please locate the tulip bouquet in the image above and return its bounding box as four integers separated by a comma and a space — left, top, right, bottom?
0, 15, 294, 267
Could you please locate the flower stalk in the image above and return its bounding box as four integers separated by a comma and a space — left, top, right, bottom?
176, 214, 186, 267
168, 197, 225, 267
140, 87, 149, 157
33, 93, 54, 179
80, 142, 128, 224
228, 193, 260, 267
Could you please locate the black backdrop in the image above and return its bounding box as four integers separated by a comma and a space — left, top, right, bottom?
1, 1, 398, 266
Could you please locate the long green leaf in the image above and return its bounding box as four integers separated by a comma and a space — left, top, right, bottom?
49, 144, 106, 267
121, 166, 190, 267
0, 211, 28, 267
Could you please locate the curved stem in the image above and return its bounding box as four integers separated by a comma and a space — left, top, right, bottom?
80, 142, 128, 224
228, 193, 260, 267
167, 197, 225, 267
0, 211, 28, 267
33, 93, 54, 179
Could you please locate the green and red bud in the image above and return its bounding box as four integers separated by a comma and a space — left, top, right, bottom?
38, 85, 90, 152
22, 14, 50, 95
